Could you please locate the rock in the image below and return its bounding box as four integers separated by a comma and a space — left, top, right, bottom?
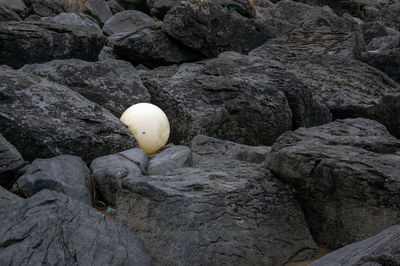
163, 0, 275, 57
0, 67, 137, 163
0, 0, 28, 17
0, 186, 21, 210
376, 2, 400, 31
0, 21, 105, 69
361, 22, 388, 44
0, 134, 25, 188
90, 148, 147, 206
107, 0, 124, 14
266, 118, 400, 249
44, 12, 102, 34
109, 28, 203, 68
0, 190, 151, 266
115, 135, 318, 265
365, 33, 400, 51
13, 155, 92, 205
311, 225, 400, 266
147, 145, 192, 175
117, 0, 148, 12
83, 0, 113, 25
102, 10, 160, 35
146, 0, 179, 19
141, 51, 330, 146
20, 59, 150, 116
24, 0, 64, 17
0, 5, 21, 22
361, 47, 400, 83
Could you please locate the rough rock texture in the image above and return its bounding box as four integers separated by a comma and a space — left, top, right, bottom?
0, 134, 24, 187
21, 59, 150, 116
117, 0, 148, 12
0, 5, 21, 22
115, 135, 318, 265
361, 22, 388, 44
24, 0, 64, 17
147, 145, 192, 175
266, 118, 400, 249
0, 186, 21, 210
0, 190, 151, 266
0, 67, 137, 163
0, 21, 105, 69
163, 0, 275, 57
90, 148, 148, 206
0, 0, 27, 16
102, 10, 161, 35
14, 155, 92, 205
141, 51, 330, 146
109, 28, 203, 68
83, 0, 113, 25
44, 12, 102, 34
311, 225, 400, 266
107, 0, 124, 14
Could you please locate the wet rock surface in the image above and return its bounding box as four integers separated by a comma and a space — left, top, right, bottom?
266, 118, 400, 249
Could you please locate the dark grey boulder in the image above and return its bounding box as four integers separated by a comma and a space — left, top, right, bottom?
141, 51, 330, 146
361, 22, 388, 44
362, 47, 400, 83
0, 5, 21, 22
147, 145, 192, 175
117, 0, 148, 12
163, 0, 275, 57
44, 12, 102, 34
366, 33, 400, 51
24, 0, 64, 17
0, 0, 28, 18
0, 134, 25, 187
0, 21, 105, 69
13, 155, 92, 205
82, 0, 113, 25
109, 28, 203, 68
311, 225, 400, 266
266, 118, 400, 249
90, 148, 147, 205
0, 186, 21, 210
0, 67, 137, 163
107, 0, 124, 14
115, 135, 318, 265
20, 59, 150, 116
102, 10, 161, 35
0, 190, 151, 266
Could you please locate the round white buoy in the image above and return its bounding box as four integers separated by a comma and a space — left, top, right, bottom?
120, 103, 170, 155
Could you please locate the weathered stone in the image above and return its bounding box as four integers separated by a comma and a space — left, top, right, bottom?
163, 0, 275, 57
266, 118, 400, 249
147, 145, 192, 175
115, 135, 318, 265
25, 0, 64, 17
14, 155, 92, 205
362, 47, 400, 83
109, 28, 203, 68
311, 225, 400, 266
0, 186, 21, 210
0, 134, 25, 187
102, 10, 160, 35
20, 59, 150, 116
44, 12, 102, 34
0, 190, 151, 265
107, 0, 124, 14
0, 21, 105, 69
0, 5, 21, 22
0, 67, 137, 163
141, 51, 330, 146
90, 148, 147, 205
83, 0, 113, 25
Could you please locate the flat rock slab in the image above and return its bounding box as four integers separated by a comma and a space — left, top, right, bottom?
266, 118, 400, 249
14, 155, 92, 205
147, 145, 192, 175
115, 135, 318, 265
0, 134, 24, 187
0, 21, 105, 69
21, 59, 150, 116
311, 225, 400, 265
0, 67, 137, 162
0, 190, 151, 266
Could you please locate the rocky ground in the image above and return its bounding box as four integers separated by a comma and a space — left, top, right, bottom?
0, 0, 400, 265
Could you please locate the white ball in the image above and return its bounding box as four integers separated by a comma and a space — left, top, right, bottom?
120, 103, 170, 155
